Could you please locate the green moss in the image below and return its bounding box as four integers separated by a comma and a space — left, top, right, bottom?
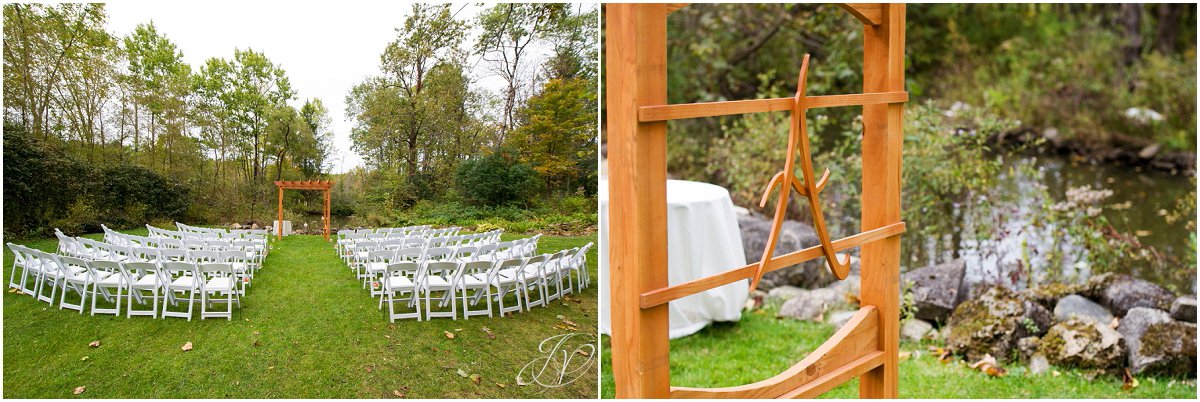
1138, 322, 1198, 377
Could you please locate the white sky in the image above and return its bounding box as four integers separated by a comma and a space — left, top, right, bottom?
105, 1, 594, 173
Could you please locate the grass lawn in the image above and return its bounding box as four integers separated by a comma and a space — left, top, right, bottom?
4, 229, 598, 398
600, 306, 1198, 398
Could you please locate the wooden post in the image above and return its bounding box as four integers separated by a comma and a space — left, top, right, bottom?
858, 3, 904, 398
277, 185, 284, 241
606, 3, 671, 398
323, 189, 331, 241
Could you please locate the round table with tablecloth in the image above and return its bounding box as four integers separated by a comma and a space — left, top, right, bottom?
599, 179, 748, 339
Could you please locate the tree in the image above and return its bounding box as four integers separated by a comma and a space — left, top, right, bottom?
508, 77, 597, 195
475, 4, 573, 140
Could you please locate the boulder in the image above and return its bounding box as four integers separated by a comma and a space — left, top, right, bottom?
901, 319, 934, 342
945, 286, 1053, 362
1117, 307, 1197, 376
739, 215, 852, 289
901, 260, 966, 323
1086, 274, 1174, 317
1053, 295, 1114, 324
1170, 295, 1196, 323
767, 286, 806, 304
1037, 318, 1124, 369
1028, 354, 1051, 375
1024, 282, 1086, 311
827, 274, 861, 306
827, 310, 858, 329
1017, 336, 1041, 361
777, 287, 842, 321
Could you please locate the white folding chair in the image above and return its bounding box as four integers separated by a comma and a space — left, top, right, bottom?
124, 261, 164, 318
162, 261, 200, 320
55, 255, 108, 314
198, 262, 237, 320
89, 260, 130, 316
421, 261, 463, 320
381, 262, 421, 322
457, 260, 495, 319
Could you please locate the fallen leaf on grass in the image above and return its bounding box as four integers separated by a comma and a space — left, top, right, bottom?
495, 382, 507, 388
969, 354, 1006, 377
456, 368, 469, 378
365, 365, 374, 373
469, 374, 482, 385
444, 331, 455, 340
181, 341, 193, 351
454, 328, 462, 332
80, 356, 89, 361
1051, 370, 1061, 377
73, 386, 86, 395
481, 326, 495, 339
252, 340, 261, 347
928, 346, 953, 363
898, 351, 912, 362
88, 340, 100, 348
392, 390, 405, 398
7, 288, 16, 293
1122, 368, 1140, 391
562, 319, 578, 327
385, 335, 392, 339
577, 349, 590, 357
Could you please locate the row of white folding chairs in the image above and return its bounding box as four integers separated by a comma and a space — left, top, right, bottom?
335, 226, 463, 251
343, 233, 535, 272
338, 231, 504, 265
338, 225, 432, 237
370, 243, 593, 322
7, 243, 249, 320
64, 229, 264, 267
153, 224, 270, 245
55, 238, 261, 289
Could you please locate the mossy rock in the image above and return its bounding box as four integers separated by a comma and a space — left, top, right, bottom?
946, 286, 1052, 362
1037, 318, 1124, 369
1023, 282, 1085, 310
1134, 321, 1197, 376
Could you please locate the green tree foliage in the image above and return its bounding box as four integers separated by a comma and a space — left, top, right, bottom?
2, 3, 335, 235
455, 150, 543, 207
347, 3, 597, 218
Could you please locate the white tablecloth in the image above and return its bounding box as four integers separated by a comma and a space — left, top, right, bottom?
600, 179, 748, 339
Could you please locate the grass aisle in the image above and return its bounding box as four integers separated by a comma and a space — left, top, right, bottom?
600, 307, 1197, 398
4, 231, 598, 398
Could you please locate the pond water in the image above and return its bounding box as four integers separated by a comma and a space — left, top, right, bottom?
904, 154, 1196, 294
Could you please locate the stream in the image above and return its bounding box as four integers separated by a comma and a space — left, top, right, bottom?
903, 154, 1196, 294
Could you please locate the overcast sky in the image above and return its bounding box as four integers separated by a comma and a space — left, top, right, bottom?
106, 1, 592, 173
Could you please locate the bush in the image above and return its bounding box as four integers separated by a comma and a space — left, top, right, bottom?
454, 150, 544, 207
3, 126, 192, 237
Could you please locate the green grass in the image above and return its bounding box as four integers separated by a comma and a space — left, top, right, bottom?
3, 229, 598, 398
601, 307, 1197, 398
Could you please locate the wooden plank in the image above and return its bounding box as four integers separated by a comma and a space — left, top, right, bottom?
606, 3, 672, 398
778, 352, 885, 398
858, 3, 904, 398
840, 3, 882, 26
669, 307, 880, 398
636, 92, 907, 122
639, 222, 905, 309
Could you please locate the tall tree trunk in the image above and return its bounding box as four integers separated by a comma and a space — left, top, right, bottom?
1119, 3, 1143, 70
1154, 4, 1179, 54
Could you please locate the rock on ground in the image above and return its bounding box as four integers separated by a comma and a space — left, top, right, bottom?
1171, 295, 1196, 323
776, 287, 842, 321
1028, 354, 1051, 375
739, 215, 855, 290
901, 319, 934, 342
827, 310, 858, 329
1053, 295, 1114, 324
1037, 318, 1124, 369
1087, 274, 1174, 317
767, 286, 806, 305
1017, 336, 1041, 361
901, 259, 966, 323
1118, 307, 1198, 376
945, 286, 1053, 362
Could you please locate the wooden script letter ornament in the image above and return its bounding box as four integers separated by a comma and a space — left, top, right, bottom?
606, 3, 909, 398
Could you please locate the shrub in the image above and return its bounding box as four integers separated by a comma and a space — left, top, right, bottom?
454, 150, 544, 207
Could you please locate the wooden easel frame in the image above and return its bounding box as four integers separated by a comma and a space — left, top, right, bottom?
274, 180, 333, 241
606, 3, 906, 398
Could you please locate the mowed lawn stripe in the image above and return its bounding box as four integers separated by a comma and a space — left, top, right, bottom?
4, 230, 598, 398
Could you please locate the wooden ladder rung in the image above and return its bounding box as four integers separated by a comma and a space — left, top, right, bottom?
639, 222, 905, 309
637, 91, 907, 122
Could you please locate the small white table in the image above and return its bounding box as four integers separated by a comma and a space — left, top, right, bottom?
599, 179, 748, 339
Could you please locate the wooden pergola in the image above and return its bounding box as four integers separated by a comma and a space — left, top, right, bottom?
275, 180, 333, 241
